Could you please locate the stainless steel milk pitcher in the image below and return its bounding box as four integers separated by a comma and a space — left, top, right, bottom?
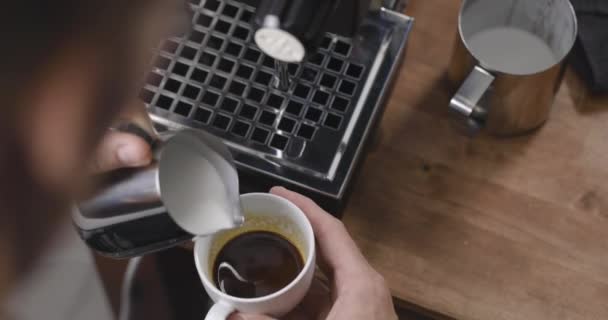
448, 0, 577, 136
75, 127, 244, 258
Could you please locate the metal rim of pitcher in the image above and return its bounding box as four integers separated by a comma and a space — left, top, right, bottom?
457, 0, 578, 76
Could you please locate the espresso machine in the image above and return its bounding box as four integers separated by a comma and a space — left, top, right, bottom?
142, 0, 413, 215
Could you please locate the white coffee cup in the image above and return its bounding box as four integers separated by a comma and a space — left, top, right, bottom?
194, 193, 316, 320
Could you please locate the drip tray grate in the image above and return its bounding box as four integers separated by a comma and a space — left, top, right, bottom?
141, 1, 365, 149
143, 0, 363, 154
143, 0, 414, 211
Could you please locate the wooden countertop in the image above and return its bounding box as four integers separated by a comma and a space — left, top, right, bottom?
340, 1, 608, 319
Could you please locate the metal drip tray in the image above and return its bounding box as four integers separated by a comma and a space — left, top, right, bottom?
143, 0, 413, 213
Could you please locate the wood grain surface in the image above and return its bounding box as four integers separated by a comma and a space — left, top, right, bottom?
340, 1, 608, 319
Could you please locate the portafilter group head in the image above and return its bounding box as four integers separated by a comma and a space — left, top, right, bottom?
253, 0, 341, 63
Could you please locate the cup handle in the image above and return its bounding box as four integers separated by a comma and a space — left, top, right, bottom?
205, 301, 236, 320
449, 65, 495, 134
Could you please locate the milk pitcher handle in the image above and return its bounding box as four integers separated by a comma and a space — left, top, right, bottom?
111, 121, 160, 148
449, 65, 495, 133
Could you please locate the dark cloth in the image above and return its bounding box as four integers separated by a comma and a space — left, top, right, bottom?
570, 0, 608, 93
570, 0, 608, 14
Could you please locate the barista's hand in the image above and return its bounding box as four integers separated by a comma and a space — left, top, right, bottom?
89, 131, 152, 173
229, 187, 398, 320
89, 100, 155, 173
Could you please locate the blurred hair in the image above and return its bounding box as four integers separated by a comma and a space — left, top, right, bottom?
0, 0, 151, 278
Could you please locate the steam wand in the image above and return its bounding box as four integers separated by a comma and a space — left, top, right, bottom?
273, 60, 291, 91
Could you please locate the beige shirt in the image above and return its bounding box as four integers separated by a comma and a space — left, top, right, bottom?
3, 220, 113, 320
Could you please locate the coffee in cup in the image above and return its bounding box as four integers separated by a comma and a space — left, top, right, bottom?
195, 193, 315, 320
212, 230, 304, 298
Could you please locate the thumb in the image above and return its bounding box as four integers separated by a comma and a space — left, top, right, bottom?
227, 313, 277, 320
89, 131, 152, 174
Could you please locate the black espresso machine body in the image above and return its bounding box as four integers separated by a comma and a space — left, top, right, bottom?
143, 0, 414, 215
